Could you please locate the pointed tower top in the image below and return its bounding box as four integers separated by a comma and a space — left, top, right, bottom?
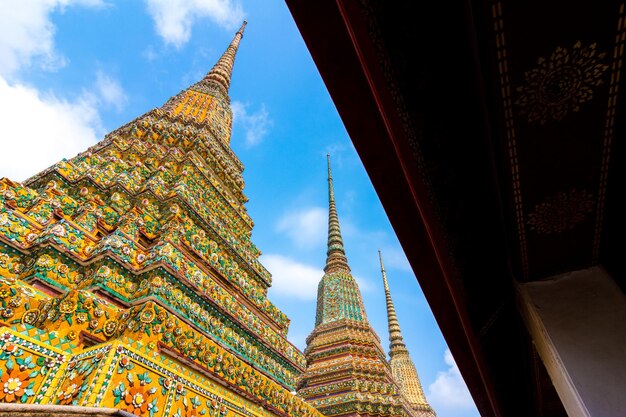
195, 20, 247, 97
379, 251, 436, 416
379, 250, 408, 354
324, 155, 350, 274
162, 21, 247, 145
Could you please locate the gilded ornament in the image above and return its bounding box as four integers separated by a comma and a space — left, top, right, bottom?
98, 266, 112, 278
516, 41, 609, 123
59, 299, 77, 314
83, 297, 94, 309
528, 189, 595, 234
8, 296, 21, 308
140, 309, 156, 324
21, 309, 40, 325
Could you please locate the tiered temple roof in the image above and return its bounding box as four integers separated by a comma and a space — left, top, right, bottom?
0, 22, 324, 417
297, 156, 416, 417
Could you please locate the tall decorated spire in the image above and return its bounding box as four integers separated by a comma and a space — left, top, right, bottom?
298, 158, 416, 417
163, 21, 247, 146
324, 154, 350, 273
196, 20, 247, 96
379, 251, 436, 417
380, 249, 408, 353
314, 155, 364, 326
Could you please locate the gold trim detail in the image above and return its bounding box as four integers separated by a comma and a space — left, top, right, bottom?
515, 42, 609, 124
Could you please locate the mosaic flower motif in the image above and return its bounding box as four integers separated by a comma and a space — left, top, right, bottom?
21, 309, 40, 326
103, 319, 118, 337
158, 376, 172, 394
113, 377, 158, 416
516, 41, 609, 124
527, 189, 595, 234
57, 373, 85, 405
36, 255, 54, 269
117, 355, 134, 373
59, 298, 77, 314
76, 312, 88, 324
0, 368, 30, 402
0, 353, 37, 405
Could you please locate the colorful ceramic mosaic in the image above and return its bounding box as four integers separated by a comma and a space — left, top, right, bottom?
0, 21, 324, 417
297, 157, 431, 417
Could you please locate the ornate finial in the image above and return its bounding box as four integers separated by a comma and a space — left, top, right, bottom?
161, 21, 247, 145
327, 153, 332, 180
197, 20, 247, 96
379, 250, 407, 354
239, 20, 248, 35
324, 155, 350, 274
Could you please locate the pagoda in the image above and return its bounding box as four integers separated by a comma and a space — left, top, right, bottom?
296, 156, 415, 417
0, 22, 324, 417
378, 251, 435, 417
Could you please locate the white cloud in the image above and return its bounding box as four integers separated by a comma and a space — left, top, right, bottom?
144, 0, 244, 47
95, 70, 127, 112
263, 254, 322, 301
0, 0, 126, 182
0, 0, 105, 79
380, 247, 413, 272
276, 207, 327, 249
231, 101, 272, 148
0, 75, 113, 181
428, 349, 476, 412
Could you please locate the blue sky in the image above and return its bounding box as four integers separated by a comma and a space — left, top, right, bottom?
0, 1, 478, 416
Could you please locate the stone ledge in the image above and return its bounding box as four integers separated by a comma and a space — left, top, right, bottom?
0, 404, 133, 417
